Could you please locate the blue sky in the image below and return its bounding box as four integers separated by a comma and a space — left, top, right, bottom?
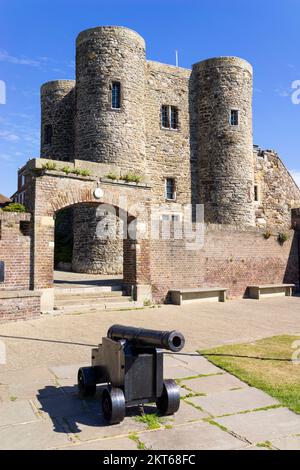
0, 0, 300, 196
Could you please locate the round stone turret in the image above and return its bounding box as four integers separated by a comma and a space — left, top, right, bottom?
192, 57, 255, 226
72, 204, 123, 275
40, 80, 75, 161
75, 26, 146, 175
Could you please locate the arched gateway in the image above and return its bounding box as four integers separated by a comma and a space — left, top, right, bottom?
24, 159, 152, 312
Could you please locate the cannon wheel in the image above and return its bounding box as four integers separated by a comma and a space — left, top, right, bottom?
78, 367, 97, 398
156, 379, 180, 416
102, 387, 125, 424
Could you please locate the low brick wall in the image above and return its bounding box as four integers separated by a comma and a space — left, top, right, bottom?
150, 225, 299, 302
0, 291, 41, 323
0, 212, 32, 290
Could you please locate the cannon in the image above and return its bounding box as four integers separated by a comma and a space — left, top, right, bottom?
77, 325, 185, 424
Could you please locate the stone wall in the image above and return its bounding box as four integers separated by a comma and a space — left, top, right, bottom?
41, 80, 75, 161
254, 148, 300, 229
150, 224, 298, 302
144, 61, 192, 204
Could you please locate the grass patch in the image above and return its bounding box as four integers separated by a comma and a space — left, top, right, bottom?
128, 433, 147, 450
256, 441, 273, 450
135, 413, 165, 430
200, 334, 300, 414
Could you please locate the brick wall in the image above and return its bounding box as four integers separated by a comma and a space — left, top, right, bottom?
0, 212, 32, 290
0, 292, 40, 323
150, 224, 299, 302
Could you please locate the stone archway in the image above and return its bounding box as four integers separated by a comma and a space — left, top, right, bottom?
25, 167, 152, 311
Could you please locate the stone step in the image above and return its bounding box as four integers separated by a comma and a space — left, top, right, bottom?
55, 294, 131, 307
55, 291, 124, 302
53, 298, 142, 314
54, 285, 123, 297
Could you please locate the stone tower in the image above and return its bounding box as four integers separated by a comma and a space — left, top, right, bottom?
73, 26, 147, 275
75, 26, 146, 175
192, 57, 255, 226
40, 80, 75, 161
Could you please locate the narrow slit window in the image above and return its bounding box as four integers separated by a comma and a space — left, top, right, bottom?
165, 178, 176, 200
254, 184, 259, 202
230, 109, 239, 126
161, 105, 179, 130
44, 124, 53, 145
112, 82, 121, 109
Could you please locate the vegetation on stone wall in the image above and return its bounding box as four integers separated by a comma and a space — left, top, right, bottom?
277, 232, 290, 245
2, 203, 26, 213
105, 172, 142, 184
42, 163, 91, 177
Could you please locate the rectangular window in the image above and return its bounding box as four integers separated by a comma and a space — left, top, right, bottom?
161, 105, 179, 130
165, 178, 176, 200
230, 109, 239, 126
44, 124, 53, 145
111, 82, 121, 109
254, 184, 259, 202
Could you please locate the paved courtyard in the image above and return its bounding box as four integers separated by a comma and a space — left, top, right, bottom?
0, 295, 300, 450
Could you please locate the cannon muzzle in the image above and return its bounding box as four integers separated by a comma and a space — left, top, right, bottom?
107, 324, 185, 352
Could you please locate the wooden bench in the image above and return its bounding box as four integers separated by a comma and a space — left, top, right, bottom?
248, 284, 294, 300
169, 287, 227, 305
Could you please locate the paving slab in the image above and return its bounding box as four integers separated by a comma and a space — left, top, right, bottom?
216, 408, 300, 443
0, 400, 39, 426
164, 365, 199, 380
49, 364, 89, 380
33, 394, 86, 419
0, 419, 70, 450
182, 373, 248, 395
139, 421, 247, 450
189, 387, 278, 416
165, 354, 224, 375
63, 412, 146, 441
0, 384, 10, 402
0, 367, 59, 400
60, 437, 138, 450
141, 400, 209, 427
272, 436, 300, 450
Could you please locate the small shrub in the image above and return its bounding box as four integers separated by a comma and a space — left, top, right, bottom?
106, 172, 118, 180
79, 169, 91, 177
263, 231, 272, 240
2, 203, 26, 213
61, 166, 71, 174
42, 161, 57, 171
143, 299, 151, 307
72, 168, 82, 176
277, 232, 290, 245
122, 173, 142, 184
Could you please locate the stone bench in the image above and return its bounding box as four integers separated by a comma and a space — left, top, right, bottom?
169, 287, 227, 305
248, 284, 294, 300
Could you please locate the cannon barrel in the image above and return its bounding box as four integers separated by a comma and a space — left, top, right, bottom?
107, 324, 185, 352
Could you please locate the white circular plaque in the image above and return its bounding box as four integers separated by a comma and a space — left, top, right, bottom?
93, 188, 104, 199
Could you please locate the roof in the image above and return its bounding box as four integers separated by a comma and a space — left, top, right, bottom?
0, 193, 12, 205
